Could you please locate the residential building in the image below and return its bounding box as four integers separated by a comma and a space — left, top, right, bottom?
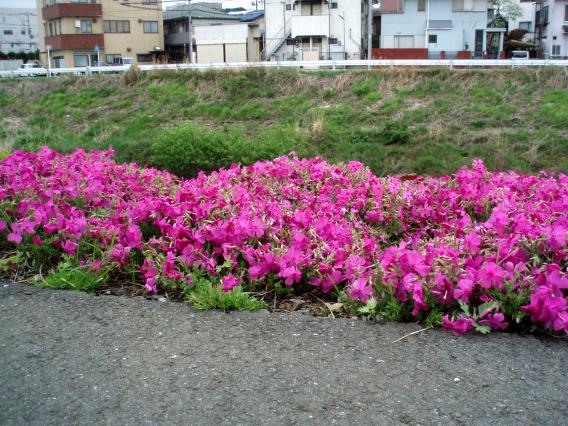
511, 1, 536, 40
163, 4, 241, 62
194, 10, 264, 62
222, 0, 265, 12
36, 0, 164, 68
264, 0, 369, 61
374, 0, 503, 59
0, 8, 39, 54
534, 0, 568, 58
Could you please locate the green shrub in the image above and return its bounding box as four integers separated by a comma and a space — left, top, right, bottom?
150, 124, 232, 177
184, 275, 267, 311
151, 123, 307, 178
40, 268, 105, 293
382, 120, 410, 145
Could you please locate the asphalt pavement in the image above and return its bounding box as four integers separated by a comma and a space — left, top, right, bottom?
1, 282, 567, 425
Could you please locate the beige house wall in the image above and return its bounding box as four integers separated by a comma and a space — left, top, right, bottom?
102, 0, 163, 62
36, 0, 163, 66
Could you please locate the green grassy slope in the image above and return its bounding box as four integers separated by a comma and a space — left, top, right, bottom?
1, 67, 567, 176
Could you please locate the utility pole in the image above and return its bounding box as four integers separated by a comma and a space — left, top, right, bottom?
187, 0, 193, 63
367, 0, 373, 61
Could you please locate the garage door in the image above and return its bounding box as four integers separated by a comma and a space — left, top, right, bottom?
224, 43, 247, 63
196, 44, 223, 63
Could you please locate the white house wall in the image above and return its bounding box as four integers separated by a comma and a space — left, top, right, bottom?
265, 0, 366, 60
194, 23, 249, 45
543, 1, 568, 58
380, 0, 488, 53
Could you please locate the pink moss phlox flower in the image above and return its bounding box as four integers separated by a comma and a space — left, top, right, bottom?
478, 312, 509, 330
1, 149, 566, 335
141, 258, 159, 294
61, 240, 78, 254
477, 262, 505, 290
221, 274, 241, 292
278, 266, 302, 286
442, 316, 474, 336
349, 278, 373, 303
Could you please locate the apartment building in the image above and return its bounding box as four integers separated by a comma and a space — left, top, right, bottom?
163, 4, 241, 62
264, 0, 369, 61
375, 0, 502, 59
534, 0, 568, 58
36, 0, 163, 68
0, 8, 39, 54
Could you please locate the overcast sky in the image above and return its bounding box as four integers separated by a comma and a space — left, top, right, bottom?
0, 0, 253, 10
3, 0, 37, 8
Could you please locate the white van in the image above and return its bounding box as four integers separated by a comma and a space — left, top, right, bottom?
16, 63, 48, 77
511, 51, 530, 59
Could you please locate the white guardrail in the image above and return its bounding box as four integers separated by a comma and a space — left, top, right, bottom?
2, 59, 568, 78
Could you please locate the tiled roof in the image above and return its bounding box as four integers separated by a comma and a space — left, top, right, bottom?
240, 10, 264, 22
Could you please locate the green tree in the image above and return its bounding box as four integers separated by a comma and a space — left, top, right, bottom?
489, 0, 523, 29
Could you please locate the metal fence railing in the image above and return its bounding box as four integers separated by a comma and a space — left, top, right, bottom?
2, 59, 568, 78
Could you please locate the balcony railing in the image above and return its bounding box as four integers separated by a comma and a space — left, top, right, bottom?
291, 15, 329, 38
165, 32, 192, 46
45, 34, 104, 50
42, 3, 102, 20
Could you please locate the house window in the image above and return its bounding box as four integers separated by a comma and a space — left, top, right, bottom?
417, 0, 425, 12
379, 0, 404, 13
104, 20, 130, 33
53, 56, 64, 68
137, 53, 152, 62
286, 4, 292, 10
3, 29, 13, 35
452, 0, 484, 12
106, 54, 120, 64
143, 21, 158, 33
21, 30, 26, 35
565, 5, 568, 21
80, 19, 92, 34
73, 54, 90, 67
541, 6, 548, 24
331, 2, 338, 9
519, 21, 531, 32
552, 45, 561, 56
329, 38, 338, 44
428, 34, 437, 44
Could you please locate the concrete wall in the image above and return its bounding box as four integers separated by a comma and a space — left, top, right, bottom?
380, 0, 488, 53
0, 8, 39, 53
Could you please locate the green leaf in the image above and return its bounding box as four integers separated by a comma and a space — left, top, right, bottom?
478, 301, 498, 317
475, 324, 492, 334
458, 300, 471, 317
357, 298, 377, 315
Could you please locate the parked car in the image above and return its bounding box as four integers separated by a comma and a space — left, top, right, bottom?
16, 63, 48, 77
113, 57, 134, 66
511, 51, 530, 59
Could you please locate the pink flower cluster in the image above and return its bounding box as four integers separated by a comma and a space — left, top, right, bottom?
1, 149, 566, 335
